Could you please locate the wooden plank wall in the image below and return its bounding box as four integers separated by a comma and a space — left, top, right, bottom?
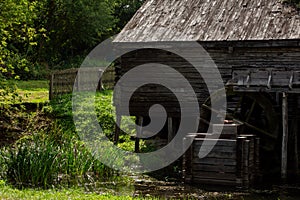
115, 42, 300, 181
116, 47, 210, 117
183, 135, 260, 188
116, 42, 300, 118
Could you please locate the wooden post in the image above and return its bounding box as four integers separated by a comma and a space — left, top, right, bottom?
114, 115, 122, 144
281, 92, 288, 181
183, 135, 194, 183
295, 120, 299, 176
292, 119, 299, 176
243, 139, 250, 188
236, 137, 245, 187
49, 74, 54, 100
254, 137, 261, 183
77, 70, 80, 91
168, 117, 173, 143
135, 117, 143, 153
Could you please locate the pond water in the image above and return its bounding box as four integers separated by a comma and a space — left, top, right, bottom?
84, 175, 300, 199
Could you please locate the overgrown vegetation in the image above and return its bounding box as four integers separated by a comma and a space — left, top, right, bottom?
0, 0, 145, 80
0, 91, 119, 188
0, 180, 141, 200
8, 80, 49, 103
0, 88, 144, 189
0, 0, 145, 189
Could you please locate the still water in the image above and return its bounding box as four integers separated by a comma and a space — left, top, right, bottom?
84, 175, 300, 199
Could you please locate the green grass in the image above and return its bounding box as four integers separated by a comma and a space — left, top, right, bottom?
8, 80, 49, 103
0, 181, 140, 200
12, 80, 49, 91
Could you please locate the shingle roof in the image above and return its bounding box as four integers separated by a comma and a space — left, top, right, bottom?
114, 0, 300, 42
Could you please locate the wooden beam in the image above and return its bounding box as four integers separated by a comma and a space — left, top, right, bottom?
114, 115, 122, 144
49, 74, 54, 100
168, 117, 173, 143
135, 117, 143, 153
281, 92, 288, 180
292, 118, 299, 176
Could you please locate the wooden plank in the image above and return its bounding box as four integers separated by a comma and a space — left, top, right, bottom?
236, 137, 245, 186
193, 143, 236, 151
49, 74, 54, 100
254, 137, 261, 183
183, 136, 194, 183
168, 117, 174, 143
281, 92, 288, 180
193, 144, 236, 152
192, 177, 238, 186
192, 172, 237, 181
192, 165, 236, 173
243, 140, 250, 187
193, 151, 236, 159
135, 116, 143, 153
193, 157, 237, 166
193, 138, 237, 144
114, 115, 121, 144
213, 124, 239, 139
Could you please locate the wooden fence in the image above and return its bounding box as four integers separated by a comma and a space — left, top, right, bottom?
49, 66, 115, 100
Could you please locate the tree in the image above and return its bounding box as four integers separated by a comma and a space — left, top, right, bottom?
0, 0, 43, 79
113, 0, 145, 32
36, 0, 116, 69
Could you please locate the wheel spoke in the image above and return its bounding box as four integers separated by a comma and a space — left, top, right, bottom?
245, 100, 256, 123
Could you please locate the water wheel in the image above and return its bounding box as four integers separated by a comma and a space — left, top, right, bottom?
200, 88, 280, 147
200, 88, 282, 178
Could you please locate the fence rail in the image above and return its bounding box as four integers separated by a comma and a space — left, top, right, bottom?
49, 66, 115, 100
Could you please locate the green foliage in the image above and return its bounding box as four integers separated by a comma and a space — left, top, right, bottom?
0, 0, 44, 79
0, 182, 139, 200
113, 0, 145, 32
0, 80, 21, 105
11, 80, 49, 91
0, 91, 127, 188
3, 80, 49, 103
0, 118, 115, 188
49, 91, 117, 140
0, 0, 138, 80
36, 0, 116, 68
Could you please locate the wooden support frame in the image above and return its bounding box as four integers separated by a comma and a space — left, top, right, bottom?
49, 74, 54, 100
114, 115, 122, 144
135, 116, 143, 153
281, 92, 288, 180
168, 117, 174, 143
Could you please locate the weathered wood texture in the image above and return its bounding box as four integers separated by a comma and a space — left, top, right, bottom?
183, 132, 260, 188
101, 65, 116, 90
49, 67, 115, 99
114, 0, 300, 42
114, 43, 300, 117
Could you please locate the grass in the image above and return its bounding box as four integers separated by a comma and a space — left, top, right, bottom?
0, 180, 141, 200
0, 115, 117, 188
6, 80, 49, 103
0, 90, 135, 189
0, 83, 152, 195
